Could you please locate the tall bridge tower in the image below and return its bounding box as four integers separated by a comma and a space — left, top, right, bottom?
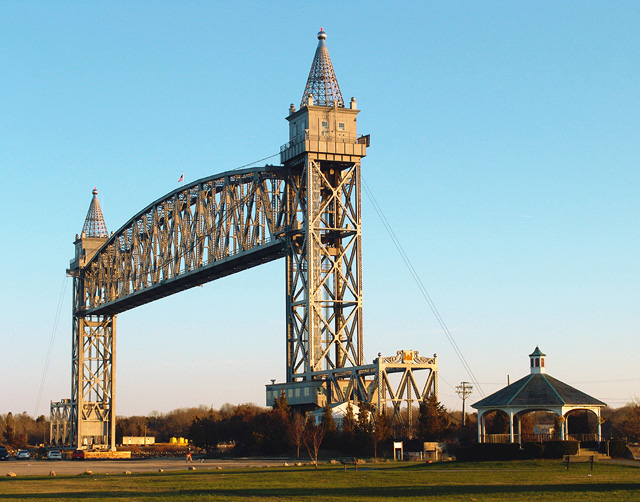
282, 29, 368, 383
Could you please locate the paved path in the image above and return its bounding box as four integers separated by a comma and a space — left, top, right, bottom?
2, 457, 294, 476
601, 458, 640, 468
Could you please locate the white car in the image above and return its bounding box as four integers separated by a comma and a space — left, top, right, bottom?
16, 449, 30, 460
47, 450, 62, 460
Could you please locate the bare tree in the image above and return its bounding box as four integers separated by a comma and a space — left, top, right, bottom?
303, 417, 325, 468
288, 412, 305, 459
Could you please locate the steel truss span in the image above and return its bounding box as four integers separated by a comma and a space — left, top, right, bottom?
77, 166, 288, 317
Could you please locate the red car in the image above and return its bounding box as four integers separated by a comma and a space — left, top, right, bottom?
71, 449, 85, 460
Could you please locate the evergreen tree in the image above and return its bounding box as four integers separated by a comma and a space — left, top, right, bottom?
355, 402, 374, 456
371, 410, 391, 459
340, 402, 357, 453
320, 404, 338, 450
272, 390, 290, 417
417, 395, 451, 442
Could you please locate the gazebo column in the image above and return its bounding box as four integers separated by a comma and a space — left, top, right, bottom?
516, 414, 522, 444
509, 411, 514, 443
560, 415, 566, 440
477, 411, 484, 443
597, 410, 602, 445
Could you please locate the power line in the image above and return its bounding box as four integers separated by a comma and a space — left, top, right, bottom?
362, 177, 484, 397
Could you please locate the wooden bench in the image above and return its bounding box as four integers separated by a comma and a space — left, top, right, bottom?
563, 454, 596, 470
338, 457, 359, 471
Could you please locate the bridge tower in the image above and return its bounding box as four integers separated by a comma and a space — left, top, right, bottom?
67, 188, 116, 450
281, 29, 368, 385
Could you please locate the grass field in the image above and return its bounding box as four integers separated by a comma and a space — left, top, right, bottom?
0, 460, 639, 501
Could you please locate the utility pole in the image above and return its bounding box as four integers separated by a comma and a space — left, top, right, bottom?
456, 381, 473, 426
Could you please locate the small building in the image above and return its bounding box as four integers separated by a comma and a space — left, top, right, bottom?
122, 436, 155, 446
308, 402, 366, 428
472, 347, 606, 444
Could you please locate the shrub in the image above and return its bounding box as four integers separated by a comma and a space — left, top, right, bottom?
454, 443, 522, 461
608, 439, 630, 459
543, 441, 578, 458
521, 442, 545, 459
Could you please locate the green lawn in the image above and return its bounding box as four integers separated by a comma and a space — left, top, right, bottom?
0, 460, 639, 501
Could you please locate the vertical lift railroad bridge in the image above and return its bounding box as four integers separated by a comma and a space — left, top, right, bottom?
51, 30, 437, 450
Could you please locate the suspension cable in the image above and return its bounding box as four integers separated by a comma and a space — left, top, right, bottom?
362, 177, 485, 397
34, 274, 68, 417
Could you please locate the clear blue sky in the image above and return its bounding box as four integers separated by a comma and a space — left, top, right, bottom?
1, 1, 638, 418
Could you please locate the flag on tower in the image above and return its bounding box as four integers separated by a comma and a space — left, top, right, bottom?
178, 173, 184, 183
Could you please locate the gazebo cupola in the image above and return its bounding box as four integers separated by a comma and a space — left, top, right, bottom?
529, 346, 546, 374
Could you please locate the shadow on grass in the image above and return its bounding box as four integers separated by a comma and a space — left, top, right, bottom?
1, 483, 640, 500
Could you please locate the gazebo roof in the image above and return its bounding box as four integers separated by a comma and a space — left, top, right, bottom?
472, 372, 606, 409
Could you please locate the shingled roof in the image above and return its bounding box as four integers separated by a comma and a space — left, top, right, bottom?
473, 373, 606, 409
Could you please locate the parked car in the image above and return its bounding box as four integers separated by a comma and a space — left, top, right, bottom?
16, 449, 30, 460
0, 447, 8, 460
71, 449, 85, 460
47, 450, 62, 460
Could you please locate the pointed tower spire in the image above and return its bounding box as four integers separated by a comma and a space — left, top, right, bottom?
300, 28, 344, 108
82, 187, 109, 238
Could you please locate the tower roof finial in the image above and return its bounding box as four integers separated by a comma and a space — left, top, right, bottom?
300, 28, 344, 108
82, 187, 109, 238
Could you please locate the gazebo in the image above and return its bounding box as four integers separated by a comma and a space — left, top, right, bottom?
472, 347, 606, 444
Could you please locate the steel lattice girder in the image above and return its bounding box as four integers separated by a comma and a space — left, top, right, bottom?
296, 350, 437, 429
76, 166, 287, 316
50, 400, 71, 446
285, 158, 363, 380
70, 315, 115, 449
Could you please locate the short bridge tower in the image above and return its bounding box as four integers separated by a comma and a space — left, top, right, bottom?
67, 188, 116, 450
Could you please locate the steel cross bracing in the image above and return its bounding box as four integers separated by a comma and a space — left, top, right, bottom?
77, 166, 288, 316
50, 399, 71, 446
69, 315, 115, 449
285, 158, 363, 380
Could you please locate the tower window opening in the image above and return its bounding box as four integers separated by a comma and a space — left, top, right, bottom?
535, 358, 540, 367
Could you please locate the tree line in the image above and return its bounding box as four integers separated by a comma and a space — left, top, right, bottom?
2, 399, 639, 456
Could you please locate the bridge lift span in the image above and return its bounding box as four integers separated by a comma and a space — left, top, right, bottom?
51, 30, 437, 450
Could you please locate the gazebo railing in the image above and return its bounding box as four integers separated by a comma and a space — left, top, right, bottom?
483, 434, 512, 444
519, 433, 560, 443
483, 433, 600, 444
568, 433, 600, 443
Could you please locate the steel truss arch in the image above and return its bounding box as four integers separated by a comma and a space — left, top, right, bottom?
75, 165, 288, 317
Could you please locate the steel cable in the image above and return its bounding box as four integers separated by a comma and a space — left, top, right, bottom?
362, 177, 485, 397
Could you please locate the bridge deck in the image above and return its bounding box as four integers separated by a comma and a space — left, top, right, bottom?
85, 239, 286, 316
